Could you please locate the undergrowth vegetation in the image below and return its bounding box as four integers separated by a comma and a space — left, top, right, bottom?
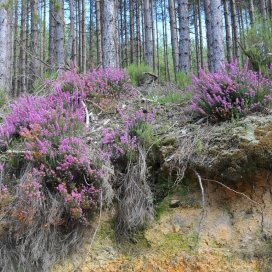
0, 67, 156, 271
191, 61, 272, 121
126, 63, 152, 86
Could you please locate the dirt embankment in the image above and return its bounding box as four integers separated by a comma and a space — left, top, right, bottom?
54, 103, 272, 272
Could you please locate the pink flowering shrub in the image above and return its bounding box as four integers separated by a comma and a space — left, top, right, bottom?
0, 89, 101, 222
84, 67, 132, 97
102, 109, 155, 162
191, 61, 272, 121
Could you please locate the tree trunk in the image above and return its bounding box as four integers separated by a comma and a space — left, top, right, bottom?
178, 0, 190, 73
19, 0, 27, 93
223, 0, 233, 63
49, 0, 56, 67
210, 0, 225, 72
129, 0, 134, 63
68, 0, 76, 63
230, 0, 239, 62
0, 0, 8, 92
102, 0, 118, 67
96, 0, 102, 66
249, 0, 254, 26
203, 0, 213, 71
55, 0, 65, 69
82, 0, 86, 73
144, 0, 153, 67
136, 0, 141, 64
30, 0, 39, 85
193, 0, 200, 74
12, 0, 18, 94
168, 0, 179, 76
198, 0, 203, 69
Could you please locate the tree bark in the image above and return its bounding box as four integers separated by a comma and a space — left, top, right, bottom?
203, 0, 213, 71
168, 0, 179, 75
144, 0, 153, 67
129, 0, 134, 63
68, 0, 76, 63
249, 0, 254, 26
230, 0, 239, 62
102, 0, 118, 67
210, 0, 225, 72
96, 0, 102, 66
178, 0, 190, 73
82, 0, 86, 73
0, 0, 8, 92
223, 0, 233, 63
30, 0, 39, 85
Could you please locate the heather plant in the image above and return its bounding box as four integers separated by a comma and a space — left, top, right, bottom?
102, 108, 155, 163
191, 61, 272, 121
84, 67, 133, 98
0, 89, 101, 222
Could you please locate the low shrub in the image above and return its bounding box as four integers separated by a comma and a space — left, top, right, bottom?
102, 108, 155, 163
84, 67, 132, 97
191, 61, 272, 121
127, 63, 152, 86
176, 71, 192, 88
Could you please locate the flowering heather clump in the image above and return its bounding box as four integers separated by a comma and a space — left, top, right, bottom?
0, 89, 101, 221
102, 109, 155, 160
84, 67, 135, 98
191, 61, 272, 121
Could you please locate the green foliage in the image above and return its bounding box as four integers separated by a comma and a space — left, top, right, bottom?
127, 63, 152, 86
148, 91, 192, 105
175, 71, 192, 88
32, 71, 58, 93
243, 16, 272, 76
0, 89, 8, 109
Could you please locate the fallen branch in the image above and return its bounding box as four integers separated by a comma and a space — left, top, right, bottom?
194, 170, 206, 247
81, 101, 90, 127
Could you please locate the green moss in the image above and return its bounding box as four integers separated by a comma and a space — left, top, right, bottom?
161, 232, 197, 255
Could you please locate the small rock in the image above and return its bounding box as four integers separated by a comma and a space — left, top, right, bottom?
170, 200, 181, 208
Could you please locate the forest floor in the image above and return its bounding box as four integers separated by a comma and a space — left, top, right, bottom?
53, 83, 272, 272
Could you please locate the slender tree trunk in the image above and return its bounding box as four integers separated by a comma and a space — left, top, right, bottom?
210, 0, 225, 72
163, 0, 170, 80
223, 0, 233, 63
268, 0, 272, 16
249, 0, 254, 26
178, 0, 190, 73
124, 0, 128, 66
0, 0, 9, 92
96, 0, 102, 66
144, 0, 153, 67
89, 0, 94, 67
260, 0, 267, 20
193, 0, 200, 74
230, 0, 239, 62
198, 0, 203, 68
151, 0, 155, 71
129, 0, 134, 63
68, 0, 76, 63
82, 0, 86, 73
155, 0, 160, 78
49, 0, 56, 67
203, 0, 213, 71
55, 0, 65, 69
19, 0, 27, 93
168, 0, 179, 76
102, 0, 118, 67
30, 0, 39, 85
136, 0, 141, 64
42, 0, 46, 74
12, 0, 18, 94
78, 0, 82, 69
